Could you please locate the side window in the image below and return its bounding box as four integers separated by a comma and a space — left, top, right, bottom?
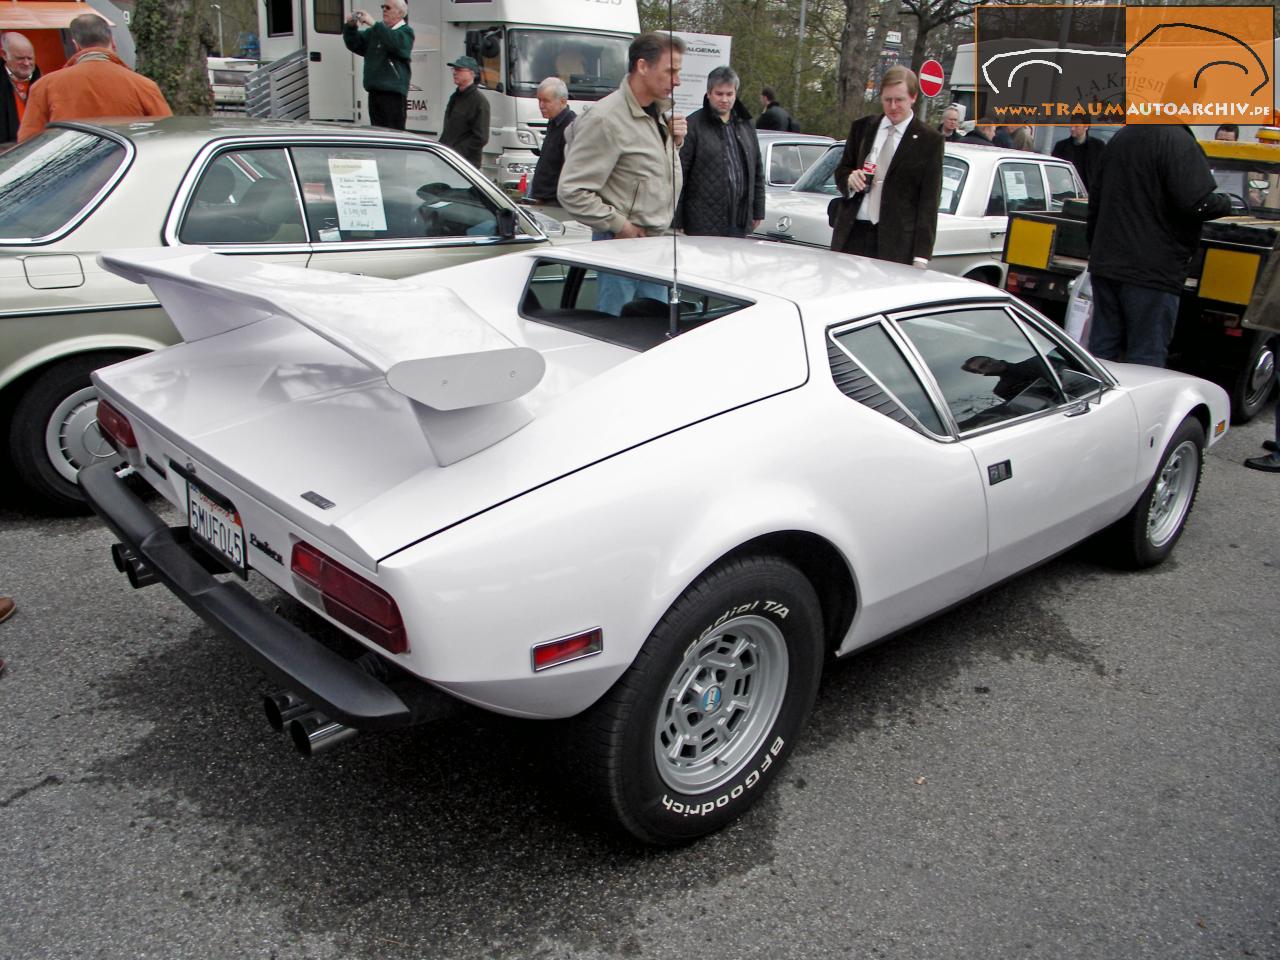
830, 323, 946, 435
940, 156, 968, 215
290, 146, 504, 242
897, 308, 1063, 433
264, 0, 293, 36
314, 0, 343, 34
998, 162, 1048, 213
1022, 322, 1105, 402
179, 149, 306, 245
768, 144, 810, 186
985, 168, 1006, 216
791, 145, 841, 196
1045, 164, 1080, 209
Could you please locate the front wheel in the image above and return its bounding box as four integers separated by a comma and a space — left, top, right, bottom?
572, 555, 824, 845
1107, 415, 1204, 569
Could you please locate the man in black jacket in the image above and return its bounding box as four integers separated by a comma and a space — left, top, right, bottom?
441, 55, 490, 167
677, 66, 765, 237
1051, 116, 1106, 191
756, 86, 798, 132
831, 65, 944, 267
1087, 123, 1231, 367
528, 76, 575, 204
1, 32, 39, 145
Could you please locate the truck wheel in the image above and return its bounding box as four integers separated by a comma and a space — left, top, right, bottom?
1107, 416, 1204, 569
8, 354, 132, 514
572, 555, 823, 845
1230, 333, 1276, 424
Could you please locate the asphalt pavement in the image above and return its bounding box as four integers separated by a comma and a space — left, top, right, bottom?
1, 411, 1276, 960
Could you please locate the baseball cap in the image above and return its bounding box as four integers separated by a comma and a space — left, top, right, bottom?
448, 56, 480, 72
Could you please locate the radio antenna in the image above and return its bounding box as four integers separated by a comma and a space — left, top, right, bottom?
667, 1, 680, 339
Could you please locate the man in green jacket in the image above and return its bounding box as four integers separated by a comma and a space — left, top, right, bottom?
440, 55, 490, 168
343, 0, 413, 130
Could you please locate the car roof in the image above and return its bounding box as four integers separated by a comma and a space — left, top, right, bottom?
756, 130, 835, 145
55, 116, 440, 151
820, 140, 1075, 163
541, 236, 991, 321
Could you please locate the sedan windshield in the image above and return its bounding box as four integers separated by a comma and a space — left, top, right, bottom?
0, 129, 128, 242
794, 145, 970, 214
508, 30, 629, 101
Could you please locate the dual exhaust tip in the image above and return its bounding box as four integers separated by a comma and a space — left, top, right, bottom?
264, 689, 358, 757
111, 543, 158, 589
109, 543, 359, 758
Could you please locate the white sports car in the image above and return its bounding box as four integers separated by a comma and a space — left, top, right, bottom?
754, 141, 1086, 285
82, 238, 1228, 845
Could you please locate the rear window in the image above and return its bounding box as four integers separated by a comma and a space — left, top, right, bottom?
0, 129, 129, 242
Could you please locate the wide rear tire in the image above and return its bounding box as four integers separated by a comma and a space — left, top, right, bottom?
571, 555, 824, 845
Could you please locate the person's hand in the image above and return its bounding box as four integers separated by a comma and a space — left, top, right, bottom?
751, 219, 763, 232
847, 170, 867, 193
615, 221, 646, 239
670, 112, 687, 147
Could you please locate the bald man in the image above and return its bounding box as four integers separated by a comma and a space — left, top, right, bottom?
1, 32, 40, 144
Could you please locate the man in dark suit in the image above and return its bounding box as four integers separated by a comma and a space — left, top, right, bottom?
831, 65, 944, 267
1, 32, 40, 145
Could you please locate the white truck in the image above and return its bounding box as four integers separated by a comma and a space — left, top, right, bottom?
254, 0, 640, 189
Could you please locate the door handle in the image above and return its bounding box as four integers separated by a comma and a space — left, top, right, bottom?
990, 230, 1006, 239
1063, 401, 1090, 417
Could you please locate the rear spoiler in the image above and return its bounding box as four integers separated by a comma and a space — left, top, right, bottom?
98, 247, 544, 465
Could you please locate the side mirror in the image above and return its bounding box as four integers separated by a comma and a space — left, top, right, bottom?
496, 207, 516, 239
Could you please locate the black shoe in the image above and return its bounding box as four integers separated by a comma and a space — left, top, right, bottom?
1264, 440, 1278, 453
1243, 452, 1280, 472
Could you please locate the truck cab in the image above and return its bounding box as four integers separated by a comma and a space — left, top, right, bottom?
254, 0, 639, 190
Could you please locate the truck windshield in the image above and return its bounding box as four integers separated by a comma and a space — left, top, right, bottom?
507, 30, 629, 102
1208, 158, 1280, 220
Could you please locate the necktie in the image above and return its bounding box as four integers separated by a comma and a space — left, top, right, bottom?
864, 126, 898, 224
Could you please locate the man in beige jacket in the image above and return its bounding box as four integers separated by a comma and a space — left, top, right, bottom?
558, 31, 686, 314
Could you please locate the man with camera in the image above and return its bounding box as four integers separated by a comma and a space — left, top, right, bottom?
343, 1, 414, 130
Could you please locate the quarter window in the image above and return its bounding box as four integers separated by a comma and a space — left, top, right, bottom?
0, 129, 127, 242
897, 308, 1062, 433
830, 323, 946, 434
179, 149, 305, 245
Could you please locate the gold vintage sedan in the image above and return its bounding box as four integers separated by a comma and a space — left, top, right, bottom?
0, 117, 554, 511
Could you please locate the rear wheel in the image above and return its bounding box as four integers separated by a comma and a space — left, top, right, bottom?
1229, 332, 1276, 424
8, 354, 132, 513
571, 555, 823, 845
1108, 416, 1204, 569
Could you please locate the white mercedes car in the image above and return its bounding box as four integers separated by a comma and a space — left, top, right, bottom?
81, 238, 1227, 845
754, 141, 1086, 285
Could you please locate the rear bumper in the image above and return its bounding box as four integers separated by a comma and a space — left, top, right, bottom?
79, 460, 428, 730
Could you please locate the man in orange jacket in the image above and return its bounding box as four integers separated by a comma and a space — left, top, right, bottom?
18, 13, 170, 142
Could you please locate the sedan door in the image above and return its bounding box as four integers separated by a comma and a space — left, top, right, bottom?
894, 304, 1140, 588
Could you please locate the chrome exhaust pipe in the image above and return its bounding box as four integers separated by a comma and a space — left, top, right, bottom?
288, 711, 358, 757
263, 690, 312, 732
111, 543, 158, 589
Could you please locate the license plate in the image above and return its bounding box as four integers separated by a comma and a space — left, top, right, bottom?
187, 480, 248, 578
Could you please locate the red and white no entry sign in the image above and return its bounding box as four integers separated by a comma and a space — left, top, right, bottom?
919, 59, 945, 98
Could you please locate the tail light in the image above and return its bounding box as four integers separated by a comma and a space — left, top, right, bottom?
96, 398, 137, 451
291, 541, 408, 654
